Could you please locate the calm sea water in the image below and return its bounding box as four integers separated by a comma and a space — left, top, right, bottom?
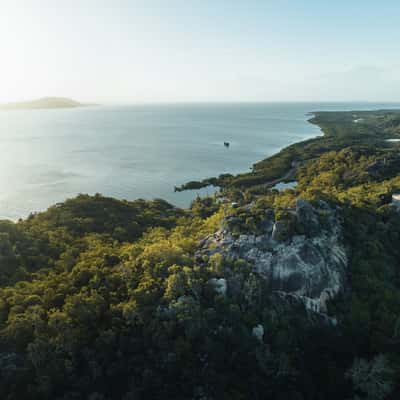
1, 102, 400, 220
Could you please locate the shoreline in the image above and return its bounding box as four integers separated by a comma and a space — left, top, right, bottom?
0, 104, 324, 221
175, 111, 323, 194
4, 105, 400, 222
177, 106, 400, 196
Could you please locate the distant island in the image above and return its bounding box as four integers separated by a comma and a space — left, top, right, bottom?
0, 97, 94, 110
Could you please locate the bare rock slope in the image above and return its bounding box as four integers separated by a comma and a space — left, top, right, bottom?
198, 199, 348, 316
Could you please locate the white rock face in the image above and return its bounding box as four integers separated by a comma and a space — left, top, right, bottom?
197, 199, 348, 316
208, 278, 227, 295
391, 194, 400, 210
252, 324, 264, 342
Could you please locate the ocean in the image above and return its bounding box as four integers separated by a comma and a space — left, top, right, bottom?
1, 102, 399, 220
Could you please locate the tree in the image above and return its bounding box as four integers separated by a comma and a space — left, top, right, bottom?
346, 355, 395, 400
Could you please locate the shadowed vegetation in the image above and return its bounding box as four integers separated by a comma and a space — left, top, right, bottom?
1, 110, 400, 399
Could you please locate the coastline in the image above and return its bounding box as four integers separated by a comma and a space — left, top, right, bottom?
3, 104, 400, 221
3, 107, 400, 399
175, 111, 324, 194
0, 103, 324, 220
177, 106, 400, 197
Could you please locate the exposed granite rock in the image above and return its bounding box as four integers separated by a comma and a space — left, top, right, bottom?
271, 220, 291, 242
252, 324, 264, 342
197, 198, 347, 317
208, 278, 227, 295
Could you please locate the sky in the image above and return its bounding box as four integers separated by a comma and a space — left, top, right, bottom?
1, 0, 400, 103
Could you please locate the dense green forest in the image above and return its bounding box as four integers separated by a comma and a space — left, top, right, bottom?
2, 110, 400, 399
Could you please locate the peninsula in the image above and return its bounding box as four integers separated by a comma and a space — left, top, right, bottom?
0, 96, 90, 110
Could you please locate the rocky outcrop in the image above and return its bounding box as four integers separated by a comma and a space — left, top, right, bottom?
197, 199, 347, 317
208, 278, 227, 295
252, 324, 265, 342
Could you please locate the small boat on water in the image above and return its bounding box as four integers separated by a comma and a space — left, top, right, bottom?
224, 142, 230, 148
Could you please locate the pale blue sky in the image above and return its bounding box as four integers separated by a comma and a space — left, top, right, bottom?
2, 0, 400, 103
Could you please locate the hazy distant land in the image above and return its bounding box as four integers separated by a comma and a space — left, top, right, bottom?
0, 97, 93, 110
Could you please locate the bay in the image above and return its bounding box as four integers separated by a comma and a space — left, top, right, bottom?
1, 102, 399, 220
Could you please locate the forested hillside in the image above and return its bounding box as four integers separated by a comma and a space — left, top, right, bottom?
1, 111, 400, 399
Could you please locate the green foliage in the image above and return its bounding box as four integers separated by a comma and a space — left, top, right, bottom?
2, 110, 400, 398
346, 355, 395, 400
